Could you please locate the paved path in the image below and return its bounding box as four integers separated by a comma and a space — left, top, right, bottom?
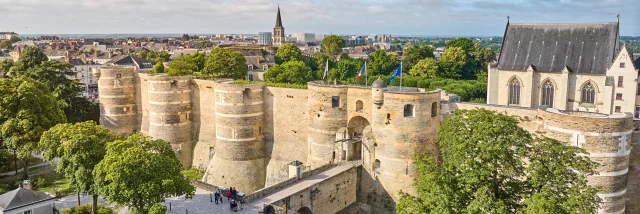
248, 162, 360, 210
163, 188, 256, 214
0, 162, 52, 177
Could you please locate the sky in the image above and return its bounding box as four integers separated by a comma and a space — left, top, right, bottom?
0, 0, 638, 36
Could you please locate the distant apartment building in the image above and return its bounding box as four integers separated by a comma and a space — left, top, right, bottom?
0, 32, 18, 40
292, 33, 315, 43
375, 34, 392, 43
315, 34, 326, 42
258, 32, 273, 45
345, 36, 366, 46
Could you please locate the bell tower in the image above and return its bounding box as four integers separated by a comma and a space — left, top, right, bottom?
273, 6, 285, 46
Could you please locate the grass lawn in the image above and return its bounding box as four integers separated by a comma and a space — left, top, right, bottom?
181, 168, 205, 180
37, 176, 75, 198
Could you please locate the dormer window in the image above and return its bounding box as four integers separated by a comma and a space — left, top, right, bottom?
620, 62, 626, 68
248, 65, 254, 71
263, 65, 268, 71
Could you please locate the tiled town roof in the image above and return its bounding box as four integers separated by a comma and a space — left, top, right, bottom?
497, 22, 619, 74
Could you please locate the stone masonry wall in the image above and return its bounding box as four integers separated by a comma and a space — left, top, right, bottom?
263, 87, 310, 185
307, 83, 349, 167
191, 79, 217, 169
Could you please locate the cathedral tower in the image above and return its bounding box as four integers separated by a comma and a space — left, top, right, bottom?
272, 6, 285, 46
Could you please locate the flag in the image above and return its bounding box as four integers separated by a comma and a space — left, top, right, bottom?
390, 63, 402, 82
322, 59, 329, 80
358, 62, 366, 81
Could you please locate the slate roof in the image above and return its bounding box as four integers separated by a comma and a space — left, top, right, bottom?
497, 22, 619, 74
634, 55, 640, 69
106, 55, 156, 69
0, 187, 54, 211
275, 6, 283, 28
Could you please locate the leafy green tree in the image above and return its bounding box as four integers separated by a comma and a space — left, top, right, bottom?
403, 45, 435, 71
137, 50, 149, 59
330, 58, 361, 81
9, 36, 21, 43
150, 63, 165, 74
264, 60, 312, 84
0, 59, 13, 76
275, 43, 303, 64
149, 204, 167, 214
189, 52, 206, 72
397, 109, 600, 214
0, 77, 66, 179
93, 133, 195, 214
321, 35, 346, 57
0, 40, 12, 50
437, 47, 466, 79
408, 58, 438, 78
203, 48, 246, 79
167, 55, 197, 76
39, 121, 120, 213
369, 50, 399, 76
11, 46, 48, 72
88, 48, 95, 54
313, 53, 335, 79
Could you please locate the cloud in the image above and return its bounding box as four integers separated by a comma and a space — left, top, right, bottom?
0, 0, 636, 35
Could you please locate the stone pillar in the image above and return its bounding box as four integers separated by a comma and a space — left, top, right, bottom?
147, 75, 193, 168
558, 68, 570, 110
206, 80, 266, 193
96, 66, 138, 136
307, 82, 349, 167
537, 108, 633, 214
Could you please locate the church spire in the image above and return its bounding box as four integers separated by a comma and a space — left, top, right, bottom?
275, 6, 283, 28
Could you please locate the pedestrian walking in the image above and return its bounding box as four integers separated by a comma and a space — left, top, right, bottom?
226, 189, 232, 201
214, 192, 219, 204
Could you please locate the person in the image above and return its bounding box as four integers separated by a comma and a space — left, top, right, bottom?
226, 189, 231, 201
239, 199, 245, 209
214, 191, 220, 204
230, 199, 237, 212
218, 189, 224, 203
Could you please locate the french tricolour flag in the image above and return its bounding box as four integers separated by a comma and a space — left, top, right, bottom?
358, 62, 367, 81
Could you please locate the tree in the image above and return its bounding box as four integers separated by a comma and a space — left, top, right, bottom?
93, 134, 195, 214
149, 204, 167, 214
9, 36, 21, 43
321, 35, 346, 57
437, 47, 466, 79
189, 52, 206, 72
275, 43, 303, 64
397, 109, 600, 214
369, 50, 399, 76
202, 48, 246, 79
0, 40, 12, 50
408, 58, 438, 78
88, 48, 95, 54
0, 59, 13, 76
0, 77, 66, 179
137, 50, 149, 59
403, 45, 435, 71
150, 63, 165, 74
11, 46, 48, 72
39, 121, 120, 213
330, 58, 361, 81
167, 55, 197, 76
264, 60, 312, 84
313, 53, 334, 79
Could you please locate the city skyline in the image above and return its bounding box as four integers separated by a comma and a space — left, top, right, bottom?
0, 0, 638, 36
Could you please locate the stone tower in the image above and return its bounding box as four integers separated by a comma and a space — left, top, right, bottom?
272, 6, 285, 46
206, 80, 266, 193
146, 75, 193, 168
537, 107, 633, 214
95, 66, 138, 136
369, 88, 441, 212
307, 82, 349, 167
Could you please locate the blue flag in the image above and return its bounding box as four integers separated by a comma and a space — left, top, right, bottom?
390, 63, 402, 82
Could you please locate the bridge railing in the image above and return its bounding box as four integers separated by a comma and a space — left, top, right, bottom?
244, 163, 337, 201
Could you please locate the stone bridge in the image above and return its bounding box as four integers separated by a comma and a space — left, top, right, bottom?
247, 161, 361, 214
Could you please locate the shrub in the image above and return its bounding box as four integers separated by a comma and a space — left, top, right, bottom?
149, 203, 167, 214
61, 204, 114, 214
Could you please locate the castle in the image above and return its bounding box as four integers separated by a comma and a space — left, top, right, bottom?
95, 18, 640, 214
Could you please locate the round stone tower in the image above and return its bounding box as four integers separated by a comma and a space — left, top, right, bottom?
146, 75, 193, 168
206, 80, 266, 193
95, 66, 138, 136
371, 77, 385, 108
537, 107, 633, 214
370, 88, 441, 209
307, 81, 349, 167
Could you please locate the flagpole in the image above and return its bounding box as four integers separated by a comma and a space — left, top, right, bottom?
400, 61, 403, 91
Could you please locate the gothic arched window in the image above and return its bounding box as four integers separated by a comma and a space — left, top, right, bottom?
581, 82, 596, 104
509, 78, 521, 105
541, 80, 554, 107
